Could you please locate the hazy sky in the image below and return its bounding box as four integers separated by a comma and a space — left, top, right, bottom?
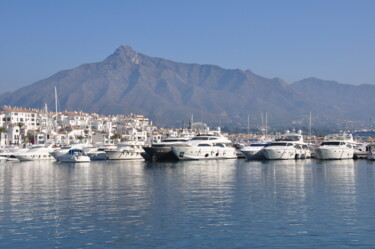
1, 0, 374, 93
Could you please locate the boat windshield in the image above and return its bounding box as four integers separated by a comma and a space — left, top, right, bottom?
162, 139, 189, 142
321, 142, 341, 146
268, 143, 288, 147
192, 137, 210, 141
250, 144, 267, 147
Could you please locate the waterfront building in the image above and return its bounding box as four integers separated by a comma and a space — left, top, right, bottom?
0, 105, 157, 147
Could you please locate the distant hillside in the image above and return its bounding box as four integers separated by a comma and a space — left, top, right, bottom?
0, 45, 315, 127
291, 78, 375, 120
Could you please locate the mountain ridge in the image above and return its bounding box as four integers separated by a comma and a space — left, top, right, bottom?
0, 46, 373, 127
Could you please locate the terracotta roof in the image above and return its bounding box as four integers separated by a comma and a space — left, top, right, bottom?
64, 111, 84, 117
2, 106, 40, 114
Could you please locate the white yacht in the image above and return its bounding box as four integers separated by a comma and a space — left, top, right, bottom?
58, 148, 90, 163
50, 143, 94, 161
0, 150, 21, 161
84, 147, 109, 161
142, 137, 192, 161
171, 128, 237, 160
316, 133, 355, 160
105, 141, 145, 160
241, 142, 270, 160
366, 144, 375, 160
0, 146, 31, 161
262, 131, 310, 160
15, 144, 56, 161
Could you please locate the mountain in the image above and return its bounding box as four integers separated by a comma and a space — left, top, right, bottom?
0, 45, 315, 127
291, 78, 375, 121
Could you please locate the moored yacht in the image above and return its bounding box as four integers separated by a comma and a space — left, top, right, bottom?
241, 142, 270, 160
0, 149, 23, 161
316, 133, 355, 160
262, 131, 310, 160
15, 144, 56, 161
366, 144, 375, 160
58, 148, 90, 163
142, 137, 192, 161
84, 147, 109, 161
105, 141, 145, 160
50, 143, 94, 161
171, 128, 237, 160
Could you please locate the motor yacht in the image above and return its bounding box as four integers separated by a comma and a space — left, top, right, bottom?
50, 143, 94, 161
84, 147, 109, 160
262, 131, 310, 160
0, 150, 21, 161
105, 141, 145, 160
171, 128, 237, 160
58, 148, 90, 163
15, 144, 56, 161
316, 133, 355, 160
241, 142, 271, 160
142, 137, 191, 161
366, 144, 375, 160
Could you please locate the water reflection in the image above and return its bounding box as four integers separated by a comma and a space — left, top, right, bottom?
1, 159, 375, 248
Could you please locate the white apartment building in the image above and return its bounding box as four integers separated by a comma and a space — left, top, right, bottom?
0, 105, 157, 146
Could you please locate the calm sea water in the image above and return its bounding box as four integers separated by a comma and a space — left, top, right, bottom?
1, 159, 375, 248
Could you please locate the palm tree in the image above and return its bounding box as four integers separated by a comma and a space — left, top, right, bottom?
26, 132, 34, 144
0, 127, 7, 146
16, 122, 24, 145
77, 135, 85, 143
110, 133, 121, 140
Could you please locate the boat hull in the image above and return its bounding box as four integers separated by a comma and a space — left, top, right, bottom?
15, 154, 55, 161
142, 146, 178, 161
106, 150, 143, 160
59, 156, 90, 163
172, 146, 237, 160
262, 148, 297, 160
87, 152, 108, 161
241, 148, 265, 160
316, 148, 354, 160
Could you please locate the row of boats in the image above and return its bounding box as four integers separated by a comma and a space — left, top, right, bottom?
0, 129, 373, 163
144, 130, 374, 161
0, 141, 145, 163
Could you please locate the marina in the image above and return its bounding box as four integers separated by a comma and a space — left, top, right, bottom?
2, 1, 374, 248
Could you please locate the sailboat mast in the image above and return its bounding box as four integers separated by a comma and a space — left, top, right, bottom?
54, 87, 58, 132
265, 112, 268, 138
309, 112, 312, 140
55, 87, 58, 114
247, 114, 250, 140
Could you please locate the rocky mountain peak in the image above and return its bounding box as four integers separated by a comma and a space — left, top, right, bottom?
107, 45, 140, 64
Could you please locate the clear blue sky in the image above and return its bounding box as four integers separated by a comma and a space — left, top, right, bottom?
0, 0, 374, 93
